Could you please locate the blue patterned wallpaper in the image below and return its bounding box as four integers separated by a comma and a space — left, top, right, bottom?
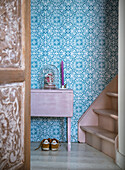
31, 0, 118, 142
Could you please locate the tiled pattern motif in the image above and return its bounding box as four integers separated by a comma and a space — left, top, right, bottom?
31, 0, 118, 142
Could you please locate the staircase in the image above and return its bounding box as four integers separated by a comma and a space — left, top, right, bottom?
78, 75, 118, 160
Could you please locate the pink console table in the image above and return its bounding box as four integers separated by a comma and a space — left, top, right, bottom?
31, 89, 73, 151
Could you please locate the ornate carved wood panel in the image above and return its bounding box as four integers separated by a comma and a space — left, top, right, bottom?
0, 0, 22, 67
0, 0, 31, 169
0, 83, 24, 169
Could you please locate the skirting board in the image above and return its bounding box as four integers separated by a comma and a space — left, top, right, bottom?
116, 149, 125, 169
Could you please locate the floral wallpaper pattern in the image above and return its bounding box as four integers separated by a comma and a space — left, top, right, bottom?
31, 0, 118, 142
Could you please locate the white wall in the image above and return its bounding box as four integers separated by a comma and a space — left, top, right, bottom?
118, 0, 125, 156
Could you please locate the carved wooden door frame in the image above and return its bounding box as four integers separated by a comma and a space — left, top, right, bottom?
0, 0, 31, 169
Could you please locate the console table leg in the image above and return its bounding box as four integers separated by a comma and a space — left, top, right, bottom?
67, 117, 71, 151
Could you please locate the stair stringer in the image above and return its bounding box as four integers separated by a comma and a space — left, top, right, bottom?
78, 75, 118, 143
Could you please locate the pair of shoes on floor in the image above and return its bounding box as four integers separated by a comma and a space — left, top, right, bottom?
42, 138, 59, 151
35, 138, 59, 151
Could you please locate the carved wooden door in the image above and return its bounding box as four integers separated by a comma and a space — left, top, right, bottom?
0, 0, 31, 169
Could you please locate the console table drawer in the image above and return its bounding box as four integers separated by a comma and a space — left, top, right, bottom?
31, 89, 73, 117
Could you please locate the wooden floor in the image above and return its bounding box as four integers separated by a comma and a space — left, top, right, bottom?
31, 142, 121, 170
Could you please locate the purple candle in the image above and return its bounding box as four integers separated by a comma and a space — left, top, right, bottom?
61, 61, 64, 86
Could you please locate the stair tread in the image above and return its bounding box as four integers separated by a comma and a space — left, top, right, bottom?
93, 109, 118, 120
80, 126, 117, 144
107, 92, 118, 97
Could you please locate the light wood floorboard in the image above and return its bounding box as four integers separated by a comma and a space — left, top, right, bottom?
31, 142, 121, 170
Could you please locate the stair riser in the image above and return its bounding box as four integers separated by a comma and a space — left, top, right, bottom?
99, 115, 118, 133
111, 97, 118, 111
85, 132, 115, 159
